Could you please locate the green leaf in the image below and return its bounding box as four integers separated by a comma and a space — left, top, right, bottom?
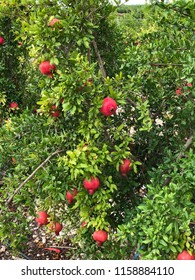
62, 102, 71, 112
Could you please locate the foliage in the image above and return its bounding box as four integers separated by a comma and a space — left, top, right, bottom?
0, 0, 195, 260
118, 149, 195, 260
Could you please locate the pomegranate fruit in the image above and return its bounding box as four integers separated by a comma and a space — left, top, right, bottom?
0, 36, 4, 45
9, 102, 18, 109
50, 222, 63, 236
176, 88, 183, 95
66, 188, 78, 204
35, 211, 49, 227
83, 177, 100, 195
100, 97, 117, 116
49, 18, 60, 27
81, 221, 87, 228
177, 250, 195, 260
93, 230, 108, 246
39, 61, 56, 78
50, 105, 60, 117
119, 159, 131, 176
51, 110, 60, 118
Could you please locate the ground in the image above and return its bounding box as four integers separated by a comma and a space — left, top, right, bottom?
0, 221, 73, 260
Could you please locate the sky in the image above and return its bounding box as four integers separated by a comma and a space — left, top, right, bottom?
122, 0, 147, 4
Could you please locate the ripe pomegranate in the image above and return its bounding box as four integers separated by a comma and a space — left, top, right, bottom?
177, 250, 195, 260
33, 108, 38, 114
50, 105, 60, 117
176, 88, 183, 95
39, 61, 56, 78
50, 222, 63, 236
81, 221, 87, 228
0, 36, 4, 45
9, 102, 19, 109
51, 111, 60, 117
66, 188, 78, 204
35, 211, 49, 227
83, 177, 100, 195
93, 230, 108, 246
100, 97, 117, 116
187, 83, 192, 87
49, 18, 60, 27
120, 159, 131, 176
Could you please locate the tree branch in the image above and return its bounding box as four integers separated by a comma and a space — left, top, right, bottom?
151, 63, 183, 67
163, 135, 193, 186
6, 148, 64, 206
126, 97, 137, 107
92, 39, 107, 79
184, 135, 193, 151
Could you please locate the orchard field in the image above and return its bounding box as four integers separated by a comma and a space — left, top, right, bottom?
0, 0, 195, 260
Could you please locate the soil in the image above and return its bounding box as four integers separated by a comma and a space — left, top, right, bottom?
0, 221, 74, 260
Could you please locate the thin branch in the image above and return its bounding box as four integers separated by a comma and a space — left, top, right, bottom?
127, 94, 153, 119
6, 148, 64, 206
92, 40, 107, 79
126, 97, 137, 107
184, 135, 193, 151
48, 246, 77, 249
163, 135, 193, 186
151, 63, 183, 67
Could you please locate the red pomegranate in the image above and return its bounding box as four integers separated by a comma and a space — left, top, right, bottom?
39, 61, 56, 78
9, 102, 18, 109
49, 18, 60, 27
51, 111, 60, 117
93, 230, 108, 246
100, 97, 117, 116
177, 250, 195, 260
66, 188, 78, 204
81, 221, 87, 228
51, 110, 60, 118
176, 88, 183, 95
50, 105, 60, 118
0, 36, 4, 45
50, 222, 63, 236
83, 177, 100, 195
119, 159, 131, 176
35, 211, 49, 227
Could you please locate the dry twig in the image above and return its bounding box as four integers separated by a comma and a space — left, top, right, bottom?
6, 148, 64, 206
